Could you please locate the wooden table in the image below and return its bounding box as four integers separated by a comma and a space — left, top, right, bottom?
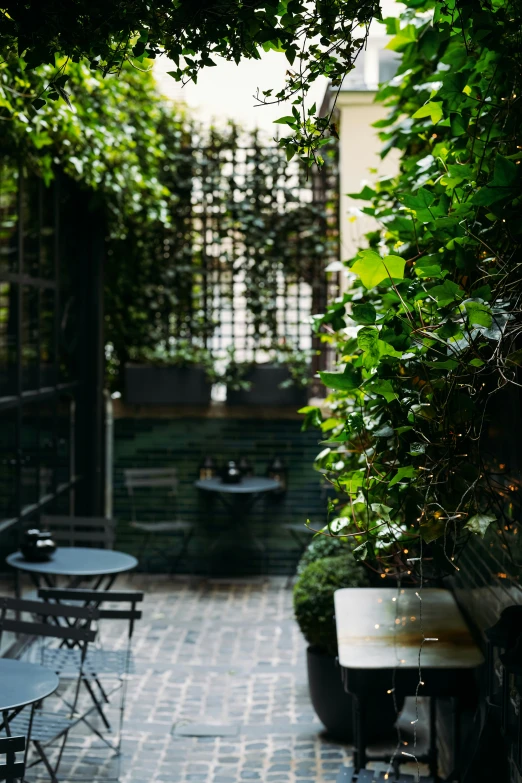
334, 588, 484, 779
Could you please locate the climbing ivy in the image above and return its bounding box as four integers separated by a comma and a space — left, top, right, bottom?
304, 0, 522, 577
0, 55, 189, 238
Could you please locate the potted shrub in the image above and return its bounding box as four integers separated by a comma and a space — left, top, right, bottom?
293, 545, 402, 740
124, 340, 217, 406
225, 347, 310, 407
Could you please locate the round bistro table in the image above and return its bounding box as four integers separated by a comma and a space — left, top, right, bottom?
195, 477, 280, 569
6, 547, 138, 593
0, 659, 59, 745
194, 476, 280, 496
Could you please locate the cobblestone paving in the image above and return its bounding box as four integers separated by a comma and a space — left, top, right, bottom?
117, 576, 352, 783
8, 576, 352, 782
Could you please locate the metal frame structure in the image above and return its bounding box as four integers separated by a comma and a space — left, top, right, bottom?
134, 133, 340, 373
0, 163, 106, 544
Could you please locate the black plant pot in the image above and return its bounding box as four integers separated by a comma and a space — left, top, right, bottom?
226, 365, 308, 407
306, 647, 403, 741
124, 364, 212, 406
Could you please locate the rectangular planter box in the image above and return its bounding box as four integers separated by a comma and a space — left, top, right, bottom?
226, 365, 308, 407
124, 364, 212, 406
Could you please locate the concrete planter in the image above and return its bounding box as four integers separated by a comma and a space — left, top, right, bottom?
306, 647, 403, 741
124, 364, 212, 406
226, 365, 308, 407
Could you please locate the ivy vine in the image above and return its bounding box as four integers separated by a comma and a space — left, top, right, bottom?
303, 0, 522, 579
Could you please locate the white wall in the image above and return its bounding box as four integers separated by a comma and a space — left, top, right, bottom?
336, 90, 401, 267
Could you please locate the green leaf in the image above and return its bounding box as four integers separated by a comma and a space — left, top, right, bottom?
31, 97, 46, 110
357, 326, 380, 368
420, 518, 446, 544
424, 359, 459, 370
352, 541, 370, 561
320, 365, 362, 391
388, 466, 418, 487
351, 303, 376, 324
506, 350, 522, 367
465, 514, 496, 537
400, 188, 435, 210
370, 503, 392, 521
465, 301, 493, 329
368, 379, 398, 402
373, 424, 394, 437
274, 115, 297, 125
386, 24, 417, 51
351, 250, 405, 289
473, 155, 520, 205
412, 101, 444, 124
428, 280, 463, 307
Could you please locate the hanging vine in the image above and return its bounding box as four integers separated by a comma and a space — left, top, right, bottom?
303, 0, 522, 580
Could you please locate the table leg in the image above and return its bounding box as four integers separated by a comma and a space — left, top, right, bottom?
353, 694, 367, 772
449, 696, 460, 780
429, 696, 439, 782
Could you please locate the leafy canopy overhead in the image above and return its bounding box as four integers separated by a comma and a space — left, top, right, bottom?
0, 0, 379, 161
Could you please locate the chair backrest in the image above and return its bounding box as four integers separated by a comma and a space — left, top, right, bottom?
123, 468, 178, 523
38, 588, 144, 639
0, 596, 98, 648
0, 736, 25, 783
40, 515, 116, 549
123, 468, 178, 492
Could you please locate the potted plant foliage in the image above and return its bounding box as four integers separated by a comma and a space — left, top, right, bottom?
124, 340, 217, 406
225, 346, 311, 407
293, 538, 402, 740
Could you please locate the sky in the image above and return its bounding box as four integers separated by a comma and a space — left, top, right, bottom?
153, 0, 400, 136
154, 50, 328, 138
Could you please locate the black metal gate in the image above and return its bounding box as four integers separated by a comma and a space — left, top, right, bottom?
0, 163, 105, 546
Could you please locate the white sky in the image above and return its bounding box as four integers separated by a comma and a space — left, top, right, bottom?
154, 51, 328, 138
153, 0, 400, 136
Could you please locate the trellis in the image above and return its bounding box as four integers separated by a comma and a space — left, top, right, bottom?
152, 126, 339, 367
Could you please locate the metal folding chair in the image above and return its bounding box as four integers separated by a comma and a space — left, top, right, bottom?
0, 736, 25, 782
41, 515, 117, 549
37, 587, 144, 755
336, 766, 434, 783
0, 596, 98, 782
123, 467, 193, 570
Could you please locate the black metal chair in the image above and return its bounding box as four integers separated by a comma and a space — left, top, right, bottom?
337, 766, 434, 783
123, 467, 193, 570
0, 736, 25, 783
41, 515, 117, 549
37, 587, 144, 754
0, 596, 99, 782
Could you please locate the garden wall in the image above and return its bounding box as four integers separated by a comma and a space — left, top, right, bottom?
112, 403, 330, 575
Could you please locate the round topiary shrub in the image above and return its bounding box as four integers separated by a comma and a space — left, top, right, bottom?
293, 554, 369, 657
296, 534, 352, 576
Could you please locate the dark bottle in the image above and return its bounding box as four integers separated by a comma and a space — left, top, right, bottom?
222, 460, 242, 484
21, 529, 57, 562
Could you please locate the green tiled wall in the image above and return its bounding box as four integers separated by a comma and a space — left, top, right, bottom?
113, 416, 330, 575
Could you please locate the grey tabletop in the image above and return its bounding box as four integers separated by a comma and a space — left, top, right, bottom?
6, 547, 138, 577
0, 659, 59, 712
194, 477, 280, 494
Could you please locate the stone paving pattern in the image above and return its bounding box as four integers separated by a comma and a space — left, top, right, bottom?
10, 576, 351, 782
8, 575, 428, 781
119, 577, 352, 783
